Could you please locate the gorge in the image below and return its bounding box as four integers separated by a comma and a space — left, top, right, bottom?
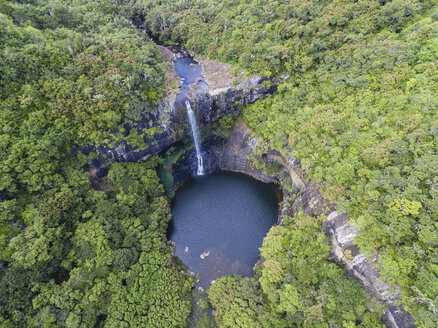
2, 1, 436, 327
88, 41, 415, 328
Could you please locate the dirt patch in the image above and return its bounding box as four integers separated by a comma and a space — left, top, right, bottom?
89, 168, 112, 191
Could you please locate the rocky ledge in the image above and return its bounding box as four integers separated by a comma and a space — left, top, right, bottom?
323, 211, 415, 328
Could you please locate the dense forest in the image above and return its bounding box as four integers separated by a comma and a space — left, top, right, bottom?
1, 0, 437, 327
0, 1, 192, 327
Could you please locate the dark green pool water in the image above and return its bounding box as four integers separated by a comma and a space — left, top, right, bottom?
169, 171, 279, 288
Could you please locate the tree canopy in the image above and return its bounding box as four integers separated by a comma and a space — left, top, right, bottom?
131, 0, 438, 326
1, 0, 437, 327
0, 1, 193, 327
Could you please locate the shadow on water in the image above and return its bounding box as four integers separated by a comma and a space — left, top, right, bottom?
169, 171, 280, 289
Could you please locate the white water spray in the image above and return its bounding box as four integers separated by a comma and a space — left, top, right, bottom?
185, 100, 204, 175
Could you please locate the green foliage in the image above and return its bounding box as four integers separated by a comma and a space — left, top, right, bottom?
0, 2, 192, 325
1, 161, 193, 327
233, 3, 437, 326
258, 212, 384, 328
388, 198, 423, 216
132, 0, 432, 77
0, 0, 166, 149
2, 0, 438, 327
208, 275, 268, 328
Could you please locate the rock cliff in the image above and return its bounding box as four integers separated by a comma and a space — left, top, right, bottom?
85, 48, 276, 173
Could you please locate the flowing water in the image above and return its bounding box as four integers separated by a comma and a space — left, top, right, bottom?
169, 172, 279, 288
174, 56, 204, 87
174, 55, 207, 98
173, 53, 206, 176
185, 100, 204, 175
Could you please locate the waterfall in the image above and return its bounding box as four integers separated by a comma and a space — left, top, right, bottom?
185, 100, 204, 175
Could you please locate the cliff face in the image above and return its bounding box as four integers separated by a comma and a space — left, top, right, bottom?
323, 212, 415, 328
85, 51, 276, 172
172, 123, 283, 184
170, 123, 415, 328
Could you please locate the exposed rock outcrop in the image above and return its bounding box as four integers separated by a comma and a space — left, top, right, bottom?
323, 211, 415, 328
218, 123, 278, 184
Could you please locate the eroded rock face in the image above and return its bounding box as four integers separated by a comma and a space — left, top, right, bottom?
218, 123, 278, 184
85, 50, 276, 172
170, 123, 283, 187
323, 212, 415, 328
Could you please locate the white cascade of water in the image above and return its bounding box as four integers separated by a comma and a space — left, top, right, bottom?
185, 100, 204, 175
